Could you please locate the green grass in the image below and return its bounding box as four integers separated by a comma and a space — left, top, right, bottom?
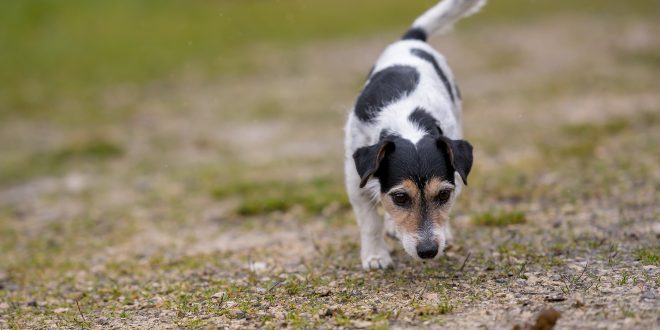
536, 116, 632, 160
634, 247, 660, 266
472, 210, 526, 227
211, 176, 349, 216
1, 0, 657, 123
0, 0, 438, 122
0, 138, 123, 185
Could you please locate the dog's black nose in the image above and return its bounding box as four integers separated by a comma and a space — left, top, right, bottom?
416, 241, 439, 259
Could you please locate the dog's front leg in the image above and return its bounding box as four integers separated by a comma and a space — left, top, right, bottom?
348, 191, 392, 270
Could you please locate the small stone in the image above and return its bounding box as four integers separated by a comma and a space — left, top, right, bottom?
212, 291, 226, 300
255, 287, 267, 294
544, 294, 566, 302
640, 287, 659, 301
54, 307, 70, 314
423, 292, 440, 303
0, 302, 8, 310
232, 310, 246, 319
249, 262, 268, 274
152, 296, 166, 308
526, 274, 539, 283
572, 296, 585, 308
652, 222, 660, 236
27, 300, 37, 307
351, 320, 373, 329
318, 305, 340, 317
314, 287, 331, 297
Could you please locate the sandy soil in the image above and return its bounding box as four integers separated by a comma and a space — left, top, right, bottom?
1, 13, 659, 330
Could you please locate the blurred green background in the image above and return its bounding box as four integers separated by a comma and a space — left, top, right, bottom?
1, 0, 656, 122
0, 0, 657, 187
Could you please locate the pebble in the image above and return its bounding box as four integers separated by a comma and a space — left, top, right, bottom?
212, 291, 226, 300
232, 310, 246, 319
572, 296, 585, 308
249, 262, 268, 274
255, 287, 267, 294
351, 320, 373, 329
314, 287, 331, 297
423, 292, 439, 303
652, 222, 660, 236
640, 287, 659, 301
544, 294, 566, 302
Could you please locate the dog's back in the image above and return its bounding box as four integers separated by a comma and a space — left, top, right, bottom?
346, 0, 485, 154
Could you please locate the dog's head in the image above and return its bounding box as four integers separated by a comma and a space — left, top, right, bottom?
353, 130, 473, 260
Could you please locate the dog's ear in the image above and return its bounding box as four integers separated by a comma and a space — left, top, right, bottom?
437, 136, 473, 185
353, 139, 395, 188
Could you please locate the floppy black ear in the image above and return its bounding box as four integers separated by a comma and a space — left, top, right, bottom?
438, 136, 473, 185
352, 139, 394, 188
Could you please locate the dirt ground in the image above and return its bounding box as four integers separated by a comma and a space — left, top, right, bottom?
1, 10, 659, 330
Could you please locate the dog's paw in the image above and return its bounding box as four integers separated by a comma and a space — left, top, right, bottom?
361, 251, 393, 270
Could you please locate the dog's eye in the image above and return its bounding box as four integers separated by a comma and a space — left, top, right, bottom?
435, 189, 452, 205
390, 192, 411, 207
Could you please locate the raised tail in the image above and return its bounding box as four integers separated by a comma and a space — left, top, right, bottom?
402, 0, 487, 41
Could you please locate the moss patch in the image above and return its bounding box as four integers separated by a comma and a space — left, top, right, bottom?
472, 210, 526, 227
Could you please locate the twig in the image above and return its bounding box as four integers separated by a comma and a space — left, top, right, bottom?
75, 299, 87, 325
576, 262, 589, 283
311, 237, 322, 254
459, 252, 472, 272
267, 279, 285, 293
521, 291, 550, 295
218, 293, 225, 307
517, 256, 530, 277
413, 282, 430, 303
559, 273, 572, 294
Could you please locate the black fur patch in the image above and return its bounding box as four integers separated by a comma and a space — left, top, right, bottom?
355, 65, 420, 122
408, 108, 440, 136
402, 28, 427, 41
375, 135, 454, 193
410, 48, 455, 103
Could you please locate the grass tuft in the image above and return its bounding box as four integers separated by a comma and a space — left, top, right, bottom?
0, 138, 123, 185
472, 210, 526, 227
634, 247, 659, 266
212, 176, 349, 216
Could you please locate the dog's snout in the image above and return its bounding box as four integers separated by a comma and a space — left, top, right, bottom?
416, 241, 439, 259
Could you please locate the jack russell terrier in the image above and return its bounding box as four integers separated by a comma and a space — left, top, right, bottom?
344, 0, 485, 269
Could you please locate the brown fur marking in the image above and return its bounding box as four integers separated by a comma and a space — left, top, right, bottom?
381, 178, 454, 238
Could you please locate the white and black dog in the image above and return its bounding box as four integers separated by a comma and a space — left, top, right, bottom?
345, 0, 485, 270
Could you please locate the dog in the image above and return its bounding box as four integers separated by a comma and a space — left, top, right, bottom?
344, 0, 485, 270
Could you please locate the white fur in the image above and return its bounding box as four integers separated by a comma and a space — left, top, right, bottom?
344, 0, 485, 270
413, 0, 487, 35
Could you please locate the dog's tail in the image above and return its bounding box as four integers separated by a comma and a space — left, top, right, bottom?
402, 0, 487, 41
